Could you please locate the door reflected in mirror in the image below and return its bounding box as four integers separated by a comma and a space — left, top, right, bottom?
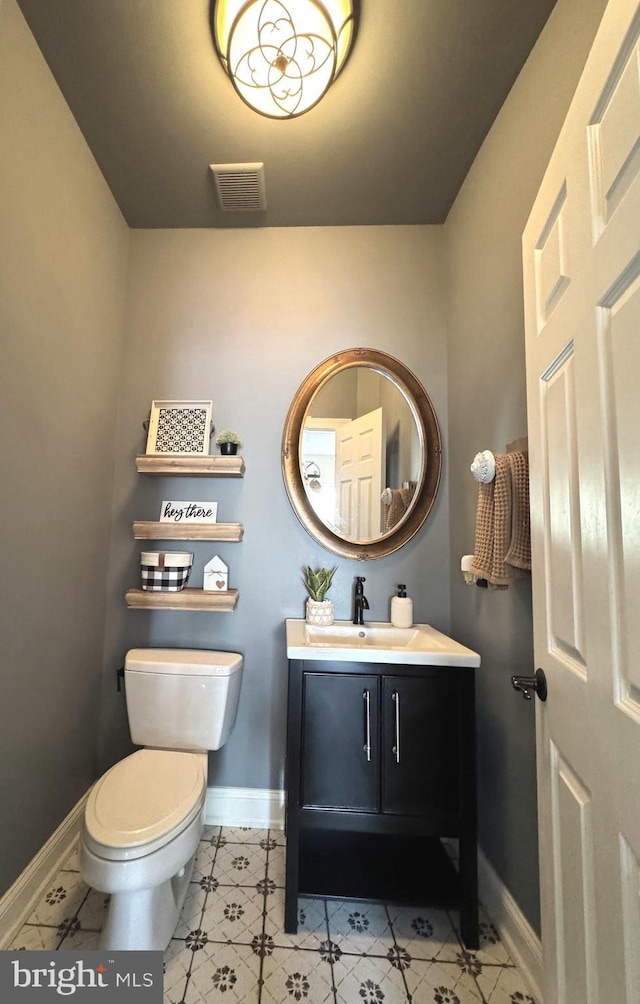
282, 349, 442, 560
301, 368, 421, 543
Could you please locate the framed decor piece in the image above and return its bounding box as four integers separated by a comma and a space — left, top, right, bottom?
146, 400, 213, 456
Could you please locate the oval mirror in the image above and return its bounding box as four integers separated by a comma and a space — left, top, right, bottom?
282, 348, 442, 559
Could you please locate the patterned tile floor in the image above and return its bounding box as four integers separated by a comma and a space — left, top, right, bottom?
10, 827, 538, 1004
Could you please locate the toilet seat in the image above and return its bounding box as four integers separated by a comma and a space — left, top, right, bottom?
84, 749, 207, 862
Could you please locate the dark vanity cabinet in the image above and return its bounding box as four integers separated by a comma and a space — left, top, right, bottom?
285, 659, 479, 948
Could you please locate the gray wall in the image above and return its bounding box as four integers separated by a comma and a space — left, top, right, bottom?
443, 0, 608, 933
0, 0, 129, 894
98, 226, 451, 789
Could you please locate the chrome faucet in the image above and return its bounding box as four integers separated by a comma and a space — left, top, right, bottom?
353, 576, 370, 625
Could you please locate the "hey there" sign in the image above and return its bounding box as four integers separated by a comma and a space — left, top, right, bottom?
160, 500, 218, 523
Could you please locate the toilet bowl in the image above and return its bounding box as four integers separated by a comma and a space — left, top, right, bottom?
79, 648, 243, 951
80, 749, 207, 950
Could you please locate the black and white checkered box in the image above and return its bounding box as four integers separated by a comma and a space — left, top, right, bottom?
140, 551, 193, 592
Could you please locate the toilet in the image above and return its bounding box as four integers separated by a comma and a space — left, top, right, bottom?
79, 648, 243, 951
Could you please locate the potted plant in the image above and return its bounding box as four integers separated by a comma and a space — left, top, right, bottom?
303, 565, 337, 626
215, 430, 243, 456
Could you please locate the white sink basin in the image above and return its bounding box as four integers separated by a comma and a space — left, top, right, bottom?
286, 619, 480, 667
305, 623, 421, 649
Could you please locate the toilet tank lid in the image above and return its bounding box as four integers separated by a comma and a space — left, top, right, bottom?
125, 648, 243, 677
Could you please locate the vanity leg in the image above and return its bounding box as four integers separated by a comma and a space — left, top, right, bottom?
458, 834, 479, 950
284, 892, 298, 934
284, 819, 299, 934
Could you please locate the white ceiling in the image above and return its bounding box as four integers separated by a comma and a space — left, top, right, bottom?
16, 0, 558, 228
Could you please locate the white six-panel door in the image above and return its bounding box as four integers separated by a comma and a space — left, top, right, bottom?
522, 1, 640, 1001
335, 407, 385, 540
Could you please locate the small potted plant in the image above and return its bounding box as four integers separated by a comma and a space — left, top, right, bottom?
215, 430, 243, 456
303, 565, 337, 626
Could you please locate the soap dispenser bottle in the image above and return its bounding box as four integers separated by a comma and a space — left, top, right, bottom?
390, 584, 413, 628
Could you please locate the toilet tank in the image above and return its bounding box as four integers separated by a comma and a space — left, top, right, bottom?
124, 649, 243, 751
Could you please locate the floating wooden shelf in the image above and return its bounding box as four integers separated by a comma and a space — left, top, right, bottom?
133, 521, 244, 542
135, 455, 245, 477
125, 588, 239, 611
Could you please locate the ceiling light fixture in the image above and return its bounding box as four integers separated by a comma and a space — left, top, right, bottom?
212, 0, 356, 119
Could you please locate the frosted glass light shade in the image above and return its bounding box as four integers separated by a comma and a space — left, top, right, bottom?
213, 0, 356, 118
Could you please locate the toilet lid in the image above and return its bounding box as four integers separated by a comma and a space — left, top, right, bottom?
85, 749, 206, 850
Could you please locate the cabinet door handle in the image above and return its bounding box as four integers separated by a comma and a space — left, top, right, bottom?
391, 691, 400, 763
363, 689, 371, 762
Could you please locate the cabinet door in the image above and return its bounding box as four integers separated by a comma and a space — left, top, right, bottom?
382, 676, 462, 819
301, 672, 379, 811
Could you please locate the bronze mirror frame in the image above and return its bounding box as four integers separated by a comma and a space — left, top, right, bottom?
281, 348, 442, 560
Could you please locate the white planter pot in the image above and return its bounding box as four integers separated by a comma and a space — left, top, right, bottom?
306, 599, 334, 626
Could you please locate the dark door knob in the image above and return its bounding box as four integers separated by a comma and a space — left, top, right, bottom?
511, 668, 547, 702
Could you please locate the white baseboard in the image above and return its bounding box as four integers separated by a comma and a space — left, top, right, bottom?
478, 848, 543, 1001
0, 792, 89, 950
204, 786, 285, 830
